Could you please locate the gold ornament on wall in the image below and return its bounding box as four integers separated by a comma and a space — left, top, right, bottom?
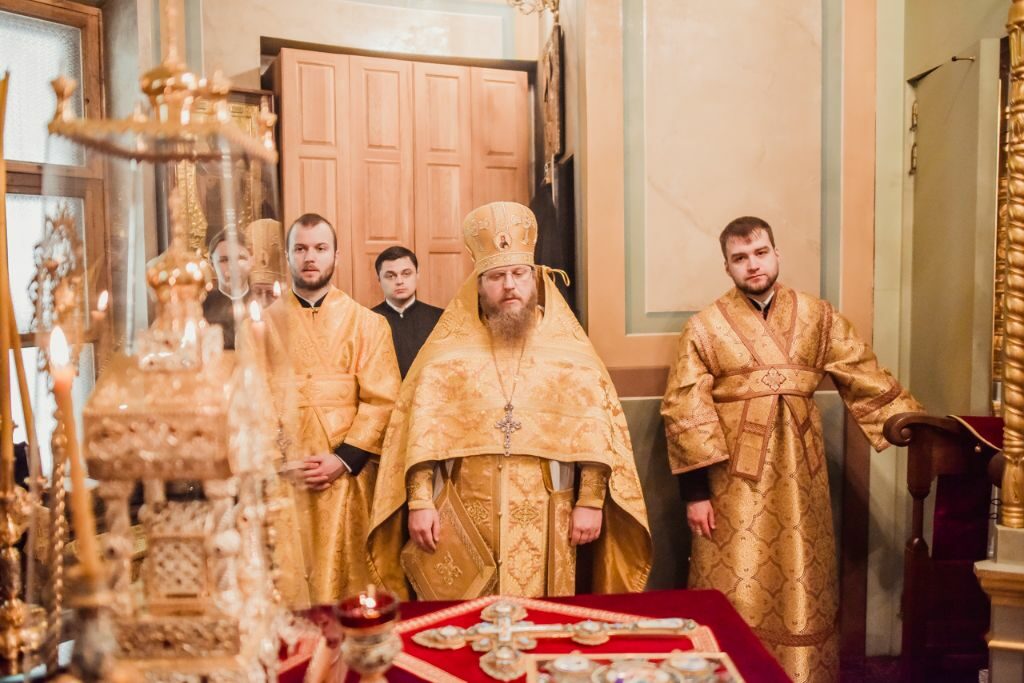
506, 0, 559, 20
540, 23, 564, 185
170, 92, 280, 259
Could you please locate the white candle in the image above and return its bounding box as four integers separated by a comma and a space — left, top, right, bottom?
249, 301, 266, 362
50, 326, 102, 579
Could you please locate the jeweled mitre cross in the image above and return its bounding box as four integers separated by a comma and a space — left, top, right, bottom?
494, 403, 521, 457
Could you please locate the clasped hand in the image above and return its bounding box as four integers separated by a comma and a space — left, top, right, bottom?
407, 505, 604, 552
290, 453, 347, 491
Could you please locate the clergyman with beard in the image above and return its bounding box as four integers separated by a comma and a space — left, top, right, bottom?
261, 212, 401, 602
660, 216, 922, 683
368, 201, 652, 600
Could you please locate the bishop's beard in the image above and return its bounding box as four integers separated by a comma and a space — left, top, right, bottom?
482, 289, 538, 344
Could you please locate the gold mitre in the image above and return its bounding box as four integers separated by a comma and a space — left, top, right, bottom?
462, 201, 538, 273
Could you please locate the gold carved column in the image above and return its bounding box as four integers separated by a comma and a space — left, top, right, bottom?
1001, 0, 1024, 528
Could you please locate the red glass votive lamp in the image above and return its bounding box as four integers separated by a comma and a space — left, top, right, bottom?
337, 589, 400, 630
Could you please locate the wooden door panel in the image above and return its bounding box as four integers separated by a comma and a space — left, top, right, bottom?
356, 253, 382, 309
273, 49, 352, 293
477, 167, 520, 210
365, 161, 405, 242
298, 158, 338, 219
424, 163, 465, 243
425, 252, 470, 310
279, 51, 532, 309
297, 63, 337, 145
414, 62, 474, 307
365, 69, 404, 149
470, 67, 529, 207
350, 56, 414, 307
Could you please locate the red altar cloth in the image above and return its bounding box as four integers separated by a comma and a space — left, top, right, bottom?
281, 589, 789, 682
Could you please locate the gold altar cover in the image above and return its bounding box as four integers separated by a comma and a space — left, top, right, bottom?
263, 287, 401, 603
368, 269, 653, 599
661, 285, 922, 683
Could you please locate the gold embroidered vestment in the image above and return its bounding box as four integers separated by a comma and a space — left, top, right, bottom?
369, 270, 653, 600
661, 285, 922, 683
264, 288, 400, 603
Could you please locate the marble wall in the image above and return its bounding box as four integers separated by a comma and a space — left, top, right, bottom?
635, 0, 822, 320
583, 0, 836, 372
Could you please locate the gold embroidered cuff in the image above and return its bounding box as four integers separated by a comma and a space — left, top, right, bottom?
407, 462, 435, 509
576, 464, 609, 508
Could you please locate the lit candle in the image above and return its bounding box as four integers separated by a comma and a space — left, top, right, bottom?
50, 326, 102, 579
273, 281, 282, 299
90, 289, 109, 324
249, 300, 266, 362
337, 586, 399, 629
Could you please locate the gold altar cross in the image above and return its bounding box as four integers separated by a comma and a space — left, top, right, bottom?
412, 600, 697, 681
494, 403, 521, 457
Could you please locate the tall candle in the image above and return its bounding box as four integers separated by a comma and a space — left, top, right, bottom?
50, 326, 102, 579
249, 300, 266, 362
0, 244, 13, 494
0, 79, 13, 494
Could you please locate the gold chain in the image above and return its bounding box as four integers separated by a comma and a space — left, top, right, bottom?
490, 334, 529, 409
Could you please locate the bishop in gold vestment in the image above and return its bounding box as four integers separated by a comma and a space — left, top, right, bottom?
661, 218, 922, 683
264, 215, 400, 604
369, 202, 652, 600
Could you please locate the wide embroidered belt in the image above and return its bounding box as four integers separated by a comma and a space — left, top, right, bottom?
712, 365, 824, 403
274, 373, 357, 409
712, 366, 825, 481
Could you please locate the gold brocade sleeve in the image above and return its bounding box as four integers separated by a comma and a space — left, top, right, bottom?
342, 314, 401, 454
406, 462, 435, 510
576, 464, 608, 508
661, 317, 730, 474
824, 306, 924, 451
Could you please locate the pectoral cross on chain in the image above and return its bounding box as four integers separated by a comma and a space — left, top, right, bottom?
494, 403, 521, 457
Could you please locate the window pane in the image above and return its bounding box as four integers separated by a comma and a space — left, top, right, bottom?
10, 343, 95, 480
5, 194, 87, 334
0, 10, 84, 165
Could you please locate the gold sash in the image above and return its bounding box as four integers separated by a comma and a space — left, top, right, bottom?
543, 464, 575, 597
273, 373, 358, 448
713, 365, 824, 481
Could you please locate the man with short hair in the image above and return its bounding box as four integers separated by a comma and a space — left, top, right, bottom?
660, 216, 923, 683
262, 212, 401, 602
371, 246, 443, 378
203, 229, 254, 350
369, 201, 652, 600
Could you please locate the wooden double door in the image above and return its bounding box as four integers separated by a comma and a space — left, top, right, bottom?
271, 48, 531, 309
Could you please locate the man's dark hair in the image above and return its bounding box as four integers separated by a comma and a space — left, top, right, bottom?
719, 216, 775, 258
287, 212, 337, 250
374, 245, 419, 276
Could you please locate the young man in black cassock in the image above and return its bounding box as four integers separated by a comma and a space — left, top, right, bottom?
203, 229, 255, 350
371, 246, 443, 378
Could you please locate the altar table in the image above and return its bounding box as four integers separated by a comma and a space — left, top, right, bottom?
281, 589, 790, 682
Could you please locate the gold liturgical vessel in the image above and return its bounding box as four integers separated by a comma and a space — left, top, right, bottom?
0, 0, 293, 678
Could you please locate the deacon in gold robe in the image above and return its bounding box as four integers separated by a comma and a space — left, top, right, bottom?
369, 202, 652, 600
263, 213, 401, 603
661, 216, 923, 683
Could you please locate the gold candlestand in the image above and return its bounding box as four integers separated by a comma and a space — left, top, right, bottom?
0, 70, 49, 677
